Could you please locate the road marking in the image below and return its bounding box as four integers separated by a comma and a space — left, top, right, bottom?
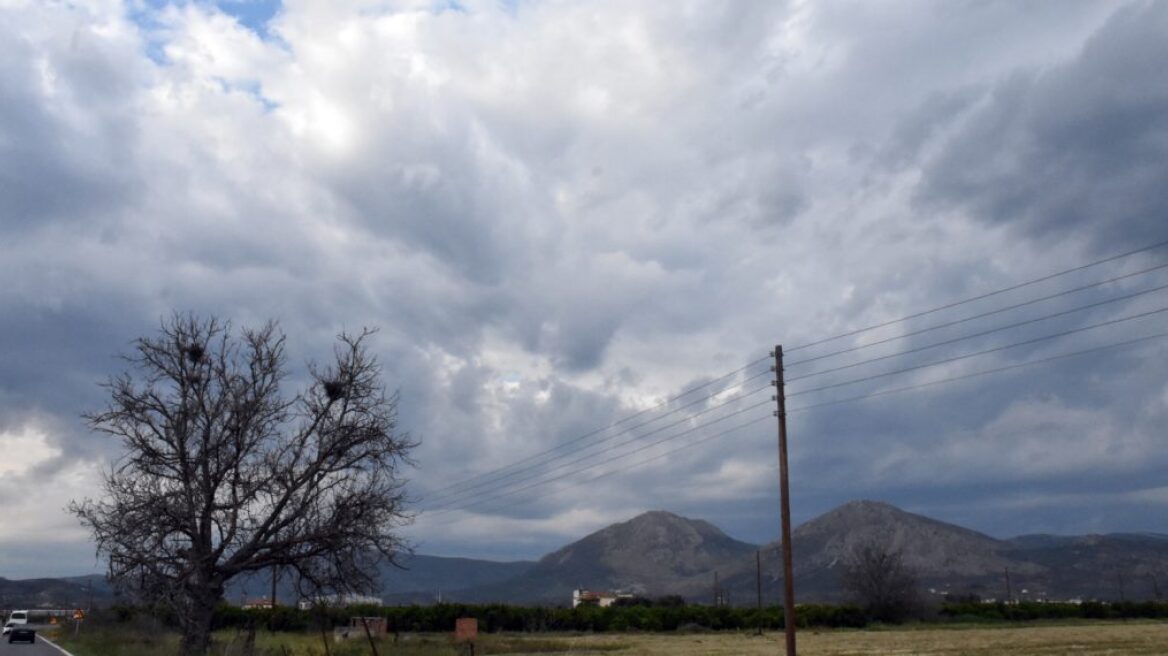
37, 634, 77, 656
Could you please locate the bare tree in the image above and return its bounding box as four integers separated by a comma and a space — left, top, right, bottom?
70, 315, 416, 656
839, 541, 921, 623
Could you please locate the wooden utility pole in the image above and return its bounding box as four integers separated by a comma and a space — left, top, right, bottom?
773, 345, 797, 656
756, 550, 764, 636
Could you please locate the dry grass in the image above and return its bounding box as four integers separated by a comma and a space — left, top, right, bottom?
49, 622, 1168, 655
551, 622, 1168, 655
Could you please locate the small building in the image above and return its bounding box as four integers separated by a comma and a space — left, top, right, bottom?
572, 589, 633, 608
297, 593, 383, 610
334, 616, 389, 641
242, 597, 276, 610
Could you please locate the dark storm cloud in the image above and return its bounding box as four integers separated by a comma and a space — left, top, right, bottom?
0, 18, 142, 233
914, 1, 1168, 252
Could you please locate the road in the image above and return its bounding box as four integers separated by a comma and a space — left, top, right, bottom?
0, 626, 70, 656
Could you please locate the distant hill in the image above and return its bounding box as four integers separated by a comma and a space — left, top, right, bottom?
443, 510, 759, 604
227, 553, 536, 605
447, 501, 1168, 605
0, 575, 113, 609
8, 501, 1166, 607
718, 501, 1168, 603
1003, 532, 1168, 600
380, 553, 536, 595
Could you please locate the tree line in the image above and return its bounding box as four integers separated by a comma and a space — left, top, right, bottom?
940, 599, 1168, 622
90, 599, 1168, 635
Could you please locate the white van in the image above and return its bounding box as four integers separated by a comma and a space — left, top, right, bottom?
2, 610, 28, 635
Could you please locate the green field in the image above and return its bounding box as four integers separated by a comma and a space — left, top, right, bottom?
48, 621, 1168, 656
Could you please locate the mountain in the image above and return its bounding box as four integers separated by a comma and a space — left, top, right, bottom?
8, 502, 1166, 607
713, 500, 1032, 602
787, 500, 1022, 576
718, 501, 1168, 603
379, 554, 536, 596
444, 510, 759, 604
1003, 532, 1168, 600
446, 501, 1167, 605
227, 553, 535, 605
0, 575, 114, 608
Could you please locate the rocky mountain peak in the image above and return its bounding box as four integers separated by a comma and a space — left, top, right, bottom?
788, 500, 1023, 577
523, 510, 757, 597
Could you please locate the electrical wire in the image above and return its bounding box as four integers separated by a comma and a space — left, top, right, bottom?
426, 400, 774, 516
421, 354, 770, 500
788, 331, 1168, 414
416, 238, 1168, 519
419, 329, 1167, 522
422, 370, 772, 507
785, 263, 1168, 369
424, 291, 1168, 513
423, 385, 773, 511
786, 281, 1168, 383
787, 305, 1168, 398
785, 238, 1168, 354
415, 412, 774, 526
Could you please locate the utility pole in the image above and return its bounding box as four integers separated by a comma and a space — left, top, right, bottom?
773, 345, 796, 656
756, 550, 763, 636
1004, 568, 1012, 605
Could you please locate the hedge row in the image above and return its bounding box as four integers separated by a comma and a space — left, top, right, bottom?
95, 602, 865, 633
212, 602, 868, 632
95, 599, 1168, 634
940, 600, 1168, 622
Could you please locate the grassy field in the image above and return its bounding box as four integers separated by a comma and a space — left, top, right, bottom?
597, 622, 1168, 655
48, 621, 1168, 656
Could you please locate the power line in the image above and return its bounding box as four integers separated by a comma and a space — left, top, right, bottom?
422, 384, 770, 511
419, 238, 1168, 507
423, 384, 773, 512
416, 412, 774, 526
415, 238, 1168, 520
788, 305, 1168, 398
788, 331, 1168, 414
785, 263, 1168, 369
426, 400, 774, 515
419, 330, 1168, 523
422, 371, 771, 508
422, 355, 770, 500
786, 238, 1168, 354
786, 282, 1168, 383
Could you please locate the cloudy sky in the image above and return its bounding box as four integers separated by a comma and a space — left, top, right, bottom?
1, 0, 1166, 578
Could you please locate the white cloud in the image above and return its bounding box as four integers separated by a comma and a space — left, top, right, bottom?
0, 427, 60, 477
0, 425, 105, 575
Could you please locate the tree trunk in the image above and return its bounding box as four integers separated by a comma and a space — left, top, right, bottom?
179, 587, 221, 656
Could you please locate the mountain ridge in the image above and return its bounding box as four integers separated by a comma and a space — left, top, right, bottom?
9, 501, 1166, 607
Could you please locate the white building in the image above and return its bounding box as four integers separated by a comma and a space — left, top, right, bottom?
297, 593, 383, 610
572, 589, 633, 608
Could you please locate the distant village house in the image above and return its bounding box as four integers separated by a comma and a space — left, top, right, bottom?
296, 593, 383, 610
572, 588, 633, 608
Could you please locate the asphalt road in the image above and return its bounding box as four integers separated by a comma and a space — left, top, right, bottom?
0, 626, 70, 656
